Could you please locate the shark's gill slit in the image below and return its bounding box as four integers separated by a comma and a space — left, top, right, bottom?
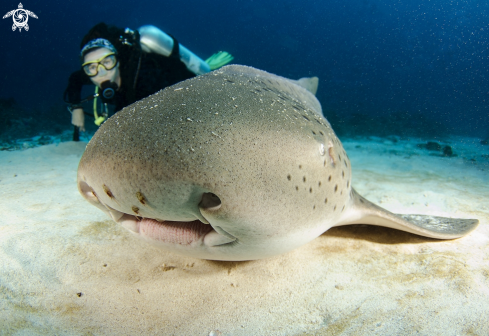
200, 193, 222, 210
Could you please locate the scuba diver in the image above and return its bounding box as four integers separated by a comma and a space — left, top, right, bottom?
63, 22, 233, 140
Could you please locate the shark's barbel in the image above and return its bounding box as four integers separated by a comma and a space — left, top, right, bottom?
77, 65, 479, 261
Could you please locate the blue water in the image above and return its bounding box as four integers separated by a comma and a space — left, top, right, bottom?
1, 0, 488, 139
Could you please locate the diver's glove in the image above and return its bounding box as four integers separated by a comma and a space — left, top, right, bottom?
205, 51, 234, 70
71, 108, 86, 132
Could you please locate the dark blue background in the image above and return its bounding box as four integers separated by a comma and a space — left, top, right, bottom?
1, 0, 488, 137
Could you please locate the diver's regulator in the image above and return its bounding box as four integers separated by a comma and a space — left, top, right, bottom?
67, 80, 117, 126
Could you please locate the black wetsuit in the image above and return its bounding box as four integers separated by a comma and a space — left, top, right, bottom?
64, 22, 195, 113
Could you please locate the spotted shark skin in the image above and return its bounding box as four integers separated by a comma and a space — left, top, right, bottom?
77, 65, 479, 261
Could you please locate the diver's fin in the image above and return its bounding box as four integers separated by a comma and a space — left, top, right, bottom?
293, 77, 319, 95
335, 188, 479, 239
205, 51, 234, 70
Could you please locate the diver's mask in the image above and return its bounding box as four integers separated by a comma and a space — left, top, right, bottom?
99, 80, 119, 102
82, 53, 118, 77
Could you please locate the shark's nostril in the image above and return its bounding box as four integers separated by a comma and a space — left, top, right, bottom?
200, 193, 222, 211
77, 179, 113, 215
78, 180, 99, 203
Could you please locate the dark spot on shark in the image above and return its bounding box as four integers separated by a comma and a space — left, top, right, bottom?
136, 191, 146, 205
103, 184, 114, 199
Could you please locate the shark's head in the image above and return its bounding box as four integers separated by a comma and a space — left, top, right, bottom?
77, 65, 352, 261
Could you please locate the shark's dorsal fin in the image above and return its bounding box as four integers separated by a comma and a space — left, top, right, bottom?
292, 76, 319, 95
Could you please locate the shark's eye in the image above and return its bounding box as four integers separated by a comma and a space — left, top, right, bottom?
200, 193, 222, 211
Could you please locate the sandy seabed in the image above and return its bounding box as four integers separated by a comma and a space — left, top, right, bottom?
1, 137, 488, 335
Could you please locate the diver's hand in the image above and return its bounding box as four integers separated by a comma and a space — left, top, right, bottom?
72, 108, 86, 132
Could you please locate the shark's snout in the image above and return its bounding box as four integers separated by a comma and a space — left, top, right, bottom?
78, 177, 236, 248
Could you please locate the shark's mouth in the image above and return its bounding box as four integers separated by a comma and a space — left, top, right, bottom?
109, 211, 237, 247
78, 180, 236, 247
119, 214, 213, 245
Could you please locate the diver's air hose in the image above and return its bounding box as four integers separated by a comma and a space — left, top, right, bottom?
93, 86, 106, 126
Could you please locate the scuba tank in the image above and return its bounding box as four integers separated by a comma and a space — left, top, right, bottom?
138, 25, 211, 75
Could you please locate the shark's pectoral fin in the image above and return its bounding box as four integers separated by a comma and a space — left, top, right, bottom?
336, 188, 479, 239
396, 214, 479, 237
